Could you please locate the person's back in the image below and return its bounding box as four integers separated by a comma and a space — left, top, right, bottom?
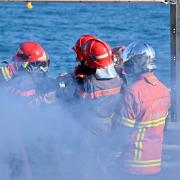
121, 72, 170, 175
113, 41, 170, 179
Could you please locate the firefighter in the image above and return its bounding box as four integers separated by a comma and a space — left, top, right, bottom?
6, 41, 57, 106
113, 41, 170, 179
73, 34, 97, 81
72, 38, 123, 180
56, 34, 97, 102
74, 38, 122, 130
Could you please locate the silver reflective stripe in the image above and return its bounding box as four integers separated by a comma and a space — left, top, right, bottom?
94, 53, 109, 60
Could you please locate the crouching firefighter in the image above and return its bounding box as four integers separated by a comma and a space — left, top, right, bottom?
112, 41, 170, 179
7, 41, 57, 106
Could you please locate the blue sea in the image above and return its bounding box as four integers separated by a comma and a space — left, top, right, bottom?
0, 2, 170, 85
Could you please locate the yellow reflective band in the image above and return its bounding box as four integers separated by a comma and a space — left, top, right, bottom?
137, 115, 167, 128
4, 67, 11, 80
121, 117, 136, 128
38, 52, 47, 61
126, 163, 161, 167
1, 67, 8, 81
138, 119, 165, 128
22, 62, 29, 68
139, 115, 168, 125
134, 128, 146, 160
135, 130, 141, 160
126, 159, 161, 164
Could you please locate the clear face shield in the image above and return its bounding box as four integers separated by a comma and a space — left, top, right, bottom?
26, 61, 50, 73
12, 55, 49, 74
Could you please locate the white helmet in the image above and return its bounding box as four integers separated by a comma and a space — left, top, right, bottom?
122, 41, 156, 75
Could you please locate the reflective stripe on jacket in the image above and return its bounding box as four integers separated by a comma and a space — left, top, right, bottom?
9, 87, 36, 97
75, 75, 121, 99
118, 72, 170, 175
8, 72, 57, 106
8, 73, 37, 98
74, 75, 122, 135
0, 64, 17, 82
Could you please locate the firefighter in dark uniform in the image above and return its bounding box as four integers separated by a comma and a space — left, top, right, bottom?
71, 38, 123, 180
56, 34, 97, 103
6, 41, 57, 106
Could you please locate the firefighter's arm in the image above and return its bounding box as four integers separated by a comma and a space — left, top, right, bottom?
28, 91, 58, 107
0, 62, 17, 82
56, 73, 77, 101
41, 91, 58, 104
112, 88, 140, 147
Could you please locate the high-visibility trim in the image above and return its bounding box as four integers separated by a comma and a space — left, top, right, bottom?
16, 89, 36, 97
38, 52, 47, 61
1, 67, 8, 81
134, 128, 146, 160
125, 159, 161, 167
137, 115, 168, 128
76, 87, 120, 98
4, 67, 11, 80
90, 87, 120, 98
127, 159, 161, 164
22, 62, 29, 68
126, 163, 161, 167
75, 88, 86, 98
121, 117, 136, 128
94, 53, 109, 60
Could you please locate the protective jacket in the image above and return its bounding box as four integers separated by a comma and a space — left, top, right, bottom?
75, 74, 122, 135
7, 71, 57, 106
116, 72, 170, 175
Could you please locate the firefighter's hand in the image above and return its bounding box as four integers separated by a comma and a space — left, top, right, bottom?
27, 91, 57, 107
43, 91, 57, 104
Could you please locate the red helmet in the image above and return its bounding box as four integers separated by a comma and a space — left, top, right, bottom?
83, 39, 112, 69
72, 34, 96, 61
15, 41, 49, 63
13, 41, 49, 73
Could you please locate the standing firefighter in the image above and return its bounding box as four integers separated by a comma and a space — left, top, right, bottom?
73, 38, 123, 180
7, 41, 57, 106
114, 41, 170, 178
75, 38, 122, 131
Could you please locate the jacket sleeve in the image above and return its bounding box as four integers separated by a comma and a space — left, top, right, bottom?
112, 87, 141, 148
120, 87, 141, 128
0, 63, 17, 82
56, 73, 78, 101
